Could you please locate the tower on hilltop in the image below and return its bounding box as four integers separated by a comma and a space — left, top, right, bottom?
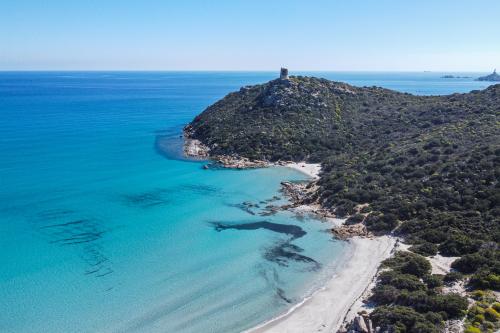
280, 68, 289, 80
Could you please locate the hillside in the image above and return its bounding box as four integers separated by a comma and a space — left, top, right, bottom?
187, 76, 499, 238
186, 76, 500, 332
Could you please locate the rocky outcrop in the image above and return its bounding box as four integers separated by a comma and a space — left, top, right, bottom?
214, 155, 268, 169
339, 312, 376, 333
184, 125, 269, 168
183, 125, 210, 158
183, 138, 210, 158
331, 223, 372, 240
280, 181, 310, 204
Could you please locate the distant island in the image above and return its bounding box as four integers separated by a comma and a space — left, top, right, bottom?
476, 69, 500, 81
440, 74, 471, 79
185, 69, 499, 333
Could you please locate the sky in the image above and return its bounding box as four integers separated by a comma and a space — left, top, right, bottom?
1, 0, 499, 71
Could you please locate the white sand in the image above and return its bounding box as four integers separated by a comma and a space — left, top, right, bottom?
285, 162, 321, 179
428, 254, 459, 275
247, 236, 396, 333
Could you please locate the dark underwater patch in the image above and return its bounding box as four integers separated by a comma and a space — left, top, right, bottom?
176, 184, 220, 196
122, 184, 221, 209
276, 287, 292, 303
33, 209, 112, 279
263, 241, 321, 271
122, 189, 171, 208
211, 221, 306, 239
226, 201, 260, 215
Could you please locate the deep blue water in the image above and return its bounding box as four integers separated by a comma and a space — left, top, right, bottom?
0, 71, 493, 333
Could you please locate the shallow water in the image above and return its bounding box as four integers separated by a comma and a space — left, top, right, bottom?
0, 72, 493, 332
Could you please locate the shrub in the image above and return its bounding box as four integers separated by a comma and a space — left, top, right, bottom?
451, 252, 490, 274
470, 268, 500, 291
410, 242, 438, 256
439, 233, 480, 256
345, 213, 364, 225
378, 271, 427, 291
371, 285, 401, 305
444, 271, 463, 285
464, 326, 480, 333
370, 305, 441, 333
383, 251, 431, 278
473, 314, 485, 323
434, 293, 468, 319
365, 213, 398, 232
484, 307, 500, 321
423, 274, 444, 289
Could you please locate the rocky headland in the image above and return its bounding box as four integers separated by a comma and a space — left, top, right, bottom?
185, 72, 499, 333
476, 69, 500, 81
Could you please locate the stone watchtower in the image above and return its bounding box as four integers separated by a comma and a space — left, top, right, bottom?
280, 67, 289, 80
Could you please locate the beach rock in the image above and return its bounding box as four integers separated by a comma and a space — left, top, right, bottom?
354, 316, 369, 333
331, 224, 372, 240
280, 181, 310, 204
214, 155, 268, 169
343, 315, 374, 333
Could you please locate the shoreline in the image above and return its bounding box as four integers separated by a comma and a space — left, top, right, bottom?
282, 162, 321, 179
180, 140, 397, 333
246, 236, 396, 333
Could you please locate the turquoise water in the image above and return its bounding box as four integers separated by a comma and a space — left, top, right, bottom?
0, 72, 493, 333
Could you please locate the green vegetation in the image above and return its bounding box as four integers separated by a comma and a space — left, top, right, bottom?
368, 252, 468, 331
451, 249, 500, 290
465, 290, 500, 332
187, 76, 500, 330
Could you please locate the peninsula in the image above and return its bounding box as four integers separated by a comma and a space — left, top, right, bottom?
476, 69, 500, 81
185, 71, 500, 333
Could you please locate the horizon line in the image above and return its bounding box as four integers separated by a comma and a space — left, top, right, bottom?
0, 69, 494, 73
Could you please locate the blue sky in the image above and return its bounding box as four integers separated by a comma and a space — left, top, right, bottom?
1, 0, 499, 71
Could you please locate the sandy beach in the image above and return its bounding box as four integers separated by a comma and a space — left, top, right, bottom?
284, 162, 321, 179
247, 236, 396, 333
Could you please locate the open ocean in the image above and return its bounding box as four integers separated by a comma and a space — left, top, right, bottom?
0, 71, 493, 332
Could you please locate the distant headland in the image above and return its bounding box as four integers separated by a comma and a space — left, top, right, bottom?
476, 69, 500, 81
440, 75, 471, 79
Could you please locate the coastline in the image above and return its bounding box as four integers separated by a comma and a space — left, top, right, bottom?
246, 236, 396, 333
283, 162, 321, 179
180, 139, 398, 333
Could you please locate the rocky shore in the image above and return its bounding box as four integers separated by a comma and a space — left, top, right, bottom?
183, 129, 399, 333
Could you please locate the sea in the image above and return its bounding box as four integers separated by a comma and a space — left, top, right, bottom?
0, 71, 493, 332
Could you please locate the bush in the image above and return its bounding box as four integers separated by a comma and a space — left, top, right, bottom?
439, 233, 480, 256
424, 274, 444, 289
383, 251, 432, 278
451, 252, 491, 274
484, 307, 500, 321
370, 306, 441, 333
365, 213, 398, 232
378, 271, 427, 291
410, 242, 438, 256
470, 268, 500, 291
345, 213, 364, 225
464, 326, 480, 333
435, 293, 468, 319
371, 285, 401, 305
444, 271, 463, 285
